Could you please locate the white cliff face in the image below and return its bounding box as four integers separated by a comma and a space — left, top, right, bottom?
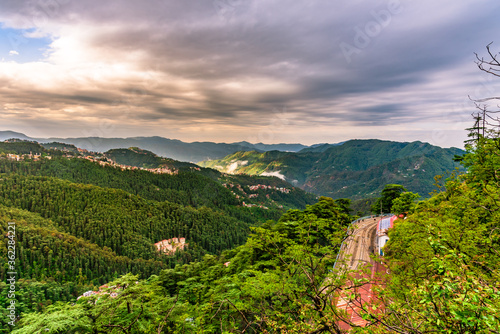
226, 160, 248, 174
154, 238, 187, 255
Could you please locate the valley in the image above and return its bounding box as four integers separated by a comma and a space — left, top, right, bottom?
2, 133, 497, 334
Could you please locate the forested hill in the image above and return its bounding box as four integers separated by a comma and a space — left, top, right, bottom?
0, 140, 316, 326
199, 139, 464, 199
104, 147, 196, 169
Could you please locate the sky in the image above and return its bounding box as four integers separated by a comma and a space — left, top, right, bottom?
0, 0, 499, 148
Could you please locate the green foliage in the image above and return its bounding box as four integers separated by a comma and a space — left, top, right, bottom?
367, 134, 500, 333
350, 197, 377, 216
11, 302, 92, 334
0, 279, 93, 333
6, 197, 356, 333
215, 197, 352, 332
390, 191, 420, 216
370, 184, 407, 214
415, 236, 499, 332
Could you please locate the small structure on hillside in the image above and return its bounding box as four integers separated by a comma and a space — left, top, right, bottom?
376, 215, 399, 256
77, 285, 120, 300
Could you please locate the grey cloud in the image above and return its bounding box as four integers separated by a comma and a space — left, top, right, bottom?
0, 0, 499, 146
351, 104, 411, 126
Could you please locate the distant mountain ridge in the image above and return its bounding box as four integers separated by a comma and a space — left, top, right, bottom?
233, 141, 309, 152
199, 139, 465, 200
0, 131, 332, 162
0, 130, 31, 141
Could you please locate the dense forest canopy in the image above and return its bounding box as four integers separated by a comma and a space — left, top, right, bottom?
7, 121, 497, 333
0, 142, 318, 332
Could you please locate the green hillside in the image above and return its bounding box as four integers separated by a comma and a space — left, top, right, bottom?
0, 205, 163, 286
40, 142, 80, 154
0, 156, 315, 219
0, 140, 59, 157
0, 174, 249, 260
199, 139, 464, 199
104, 147, 195, 169
0, 141, 316, 330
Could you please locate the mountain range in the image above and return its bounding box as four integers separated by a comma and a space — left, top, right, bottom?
0, 131, 325, 162
0, 131, 465, 200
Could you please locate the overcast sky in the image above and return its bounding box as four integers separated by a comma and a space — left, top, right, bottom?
0, 0, 499, 148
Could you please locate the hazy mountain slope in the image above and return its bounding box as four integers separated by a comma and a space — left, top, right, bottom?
47, 136, 258, 162
199, 139, 464, 199
297, 142, 345, 153
233, 141, 309, 152
0, 130, 31, 141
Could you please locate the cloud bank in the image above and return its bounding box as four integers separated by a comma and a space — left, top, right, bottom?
0, 0, 500, 147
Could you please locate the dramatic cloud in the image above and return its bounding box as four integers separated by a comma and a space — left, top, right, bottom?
0, 0, 499, 147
